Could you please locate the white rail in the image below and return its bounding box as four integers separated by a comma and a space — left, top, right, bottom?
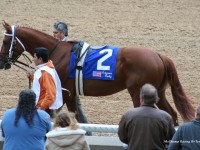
0, 120, 119, 138
0, 120, 128, 150
79, 123, 119, 133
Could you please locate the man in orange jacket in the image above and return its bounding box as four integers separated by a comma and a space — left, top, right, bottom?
27, 47, 63, 118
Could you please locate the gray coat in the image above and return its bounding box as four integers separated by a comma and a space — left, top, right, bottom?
118, 105, 175, 150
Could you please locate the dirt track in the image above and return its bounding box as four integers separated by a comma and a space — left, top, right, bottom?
0, 0, 200, 125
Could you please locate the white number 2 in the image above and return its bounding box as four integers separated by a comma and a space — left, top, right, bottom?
97, 49, 112, 70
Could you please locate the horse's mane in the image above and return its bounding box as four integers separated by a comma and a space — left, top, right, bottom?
17, 25, 53, 38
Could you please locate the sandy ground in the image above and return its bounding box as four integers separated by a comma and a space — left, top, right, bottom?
0, 0, 200, 126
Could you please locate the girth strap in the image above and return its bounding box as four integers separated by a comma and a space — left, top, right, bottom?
75, 42, 90, 96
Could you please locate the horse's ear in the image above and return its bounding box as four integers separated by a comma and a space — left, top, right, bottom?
2, 20, 11, 33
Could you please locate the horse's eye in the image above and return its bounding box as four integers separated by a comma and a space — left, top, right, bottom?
3, 40, 7, 46
3, 40, 10, 50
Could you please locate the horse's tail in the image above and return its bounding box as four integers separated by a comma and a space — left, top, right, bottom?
160, 54, 195, 122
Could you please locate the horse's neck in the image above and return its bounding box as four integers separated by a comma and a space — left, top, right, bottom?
18, 28, 58, 56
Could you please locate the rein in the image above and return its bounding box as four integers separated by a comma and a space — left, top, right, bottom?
15, 53, 34, 70
12, 53, 34, 89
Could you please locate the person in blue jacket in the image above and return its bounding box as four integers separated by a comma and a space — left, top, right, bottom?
1, 89, 52, 150
168, 105, 200, 150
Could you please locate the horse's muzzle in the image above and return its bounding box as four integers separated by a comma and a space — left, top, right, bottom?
0, 61, 4, 69
0, 61, 11, 70
4, 62, 11, 69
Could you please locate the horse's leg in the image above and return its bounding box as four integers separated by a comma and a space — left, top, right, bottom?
63, 89, 89, 123
76, 96, 92, 136
128, 88, 141, 107
63, 91, 77, 113
76, 96, 89, 123
156, 90, 178, 126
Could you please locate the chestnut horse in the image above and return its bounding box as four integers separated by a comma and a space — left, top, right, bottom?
0, 21, 195, 125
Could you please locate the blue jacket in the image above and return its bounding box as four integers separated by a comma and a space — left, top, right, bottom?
1, 108, 52, 150
168, 119, 200, 150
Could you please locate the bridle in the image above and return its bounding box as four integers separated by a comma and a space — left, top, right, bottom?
2, 25, 34, 71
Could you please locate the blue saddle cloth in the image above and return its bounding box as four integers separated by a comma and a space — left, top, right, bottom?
69, 45, 118, 80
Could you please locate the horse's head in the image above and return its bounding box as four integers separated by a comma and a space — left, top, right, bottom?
0, 21, 25, 69
0, 21, 71, 71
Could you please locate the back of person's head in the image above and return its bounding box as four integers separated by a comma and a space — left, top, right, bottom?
54, 112, 79, 130
53, 21, 68, 36
35, 47, 49, 63
196, 105, 200, 119
140, 83, 159, 105
15, 89, 37, 127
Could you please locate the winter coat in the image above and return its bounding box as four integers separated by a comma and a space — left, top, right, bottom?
45, 127, 90, 150
118, 104, 175, 150
168, 119, 200, 150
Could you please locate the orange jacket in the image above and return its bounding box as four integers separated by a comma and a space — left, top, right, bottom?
36, 60, 56, 110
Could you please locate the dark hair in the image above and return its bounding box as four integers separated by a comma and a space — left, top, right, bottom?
140, 83, 159, 105
14, 89, 38, 127
53, 21, 68, 36
35, 47, 49, 63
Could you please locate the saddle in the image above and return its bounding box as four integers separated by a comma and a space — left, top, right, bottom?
70, 41, 90, 96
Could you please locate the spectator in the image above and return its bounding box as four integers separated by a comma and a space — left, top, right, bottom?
1, 89, 52, 150
118, 83, 175, 150
27, 47, 63, 118
168, 104, 200, 150
45, 112, 90, 150
53, 20, 89, 125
